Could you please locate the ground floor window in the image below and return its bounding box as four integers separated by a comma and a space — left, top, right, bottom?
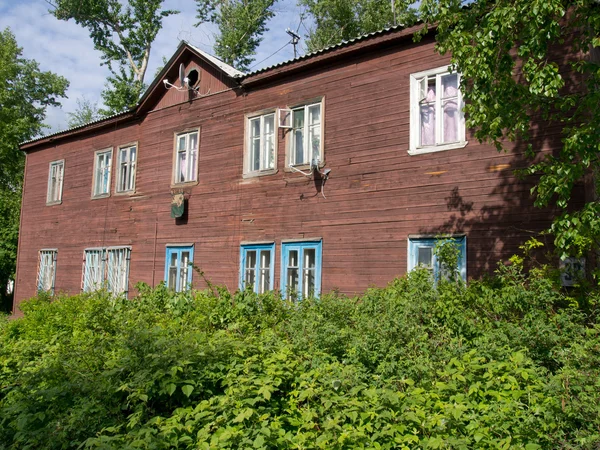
37, 249, 57, 293
240, 243, 274, 294
83, 247, 131, 296
281, 241, 322, 300
165, 245, 194, 292
408, 236, 466, 281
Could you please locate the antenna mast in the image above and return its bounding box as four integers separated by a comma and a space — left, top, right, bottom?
286, 28, 301, 58
391, 0, 397, 26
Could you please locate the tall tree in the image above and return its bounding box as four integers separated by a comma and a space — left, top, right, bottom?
419, 0, 600, 262
0, 28, 68, 312
67, 96, 101, 128
196, 0, 278, 71
300, 0, 419, 53
48, 0, 178, 115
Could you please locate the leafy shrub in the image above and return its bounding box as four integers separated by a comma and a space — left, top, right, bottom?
0, 268, 598, 449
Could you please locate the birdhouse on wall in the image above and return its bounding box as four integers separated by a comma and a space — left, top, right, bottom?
171, 193, 185, 219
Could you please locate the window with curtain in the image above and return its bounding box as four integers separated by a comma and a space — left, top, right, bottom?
409, 67, 466, 155
174, 130, 199, 184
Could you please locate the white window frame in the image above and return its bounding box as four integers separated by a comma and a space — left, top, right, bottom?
37, 249, 57, 294
173, 129, 200, 185
46, 160, 64, 205
287, 99, 324, 168
82, 246, 131, 296
92, 148, 113, 198
116, 143, 137, 193
244, 111, 277, 177
409, 66, 467, 155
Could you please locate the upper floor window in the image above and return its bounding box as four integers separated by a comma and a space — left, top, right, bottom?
83, 247, 131, 296
245, 112, 276, 176
93, 149, 112, 197
47, 160, 64, 205
409, 67, 466, 155
281, 240, 322, 300
288, 101, 323, 167
165, 245, 194, 292
407, 236, 466, 281
240, 243, 274, 293
174, 130, 199, 184
37, 249, 57, 293
116, 144, 136, 193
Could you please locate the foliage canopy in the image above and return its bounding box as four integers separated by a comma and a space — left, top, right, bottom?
48, 0, 177, 115
196, 0, 278, 71
418, 0, 600, 261
1, 266, 599, 448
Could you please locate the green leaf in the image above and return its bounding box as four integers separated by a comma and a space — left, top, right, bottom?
181, 385, 194, 397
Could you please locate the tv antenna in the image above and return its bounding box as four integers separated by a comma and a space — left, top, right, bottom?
286, 28, 301, 58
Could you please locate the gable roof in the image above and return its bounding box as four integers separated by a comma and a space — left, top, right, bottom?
21, 22, 427, 150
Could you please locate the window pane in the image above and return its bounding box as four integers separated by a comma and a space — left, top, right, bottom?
168, 253, 178, 290
309, 122, 321, 163
442, 100, 459, 143
189, 132, 198, 150
420, 104, 436, 147
251, 137, 261, 171
417, 247, 433, 267
264, 115, 275, 170
178, 135, 186, 151
178, 152, 187, 183
293, 109, 305, 165
303, 249, 316, 298
259, 250, 271, 294
245, 250, 257, 289
441, 74, 458, 99
128, 148, 136, 190
189, 147, 198, 182
287, 250, 299, 298
180, 251, 190, 291
251, 118, 260, 138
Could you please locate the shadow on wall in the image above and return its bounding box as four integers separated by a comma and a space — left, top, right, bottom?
419, 42, 586, 278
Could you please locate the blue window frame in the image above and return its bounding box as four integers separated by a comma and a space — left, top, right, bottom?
281, 241, 322, 300
408, 236, 466, 281
165, 245, 194, 292
240, 243, 275, 293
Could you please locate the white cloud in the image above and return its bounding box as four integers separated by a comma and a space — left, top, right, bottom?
1, 0, 310, 134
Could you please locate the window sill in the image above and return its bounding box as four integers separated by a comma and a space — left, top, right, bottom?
408, 141, 468, 156
46, 200, 62, 206
284, 161, 325, 173
171, 181, 199, 189
114, 190, 136, 197
243, 168, 278, 179
91, 193, 110, 200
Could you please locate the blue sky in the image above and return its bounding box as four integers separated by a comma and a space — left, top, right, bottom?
0, 0, 309, 132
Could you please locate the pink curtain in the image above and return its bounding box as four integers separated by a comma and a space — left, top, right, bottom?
443, 76, 459, 143
420, 86, 436, 146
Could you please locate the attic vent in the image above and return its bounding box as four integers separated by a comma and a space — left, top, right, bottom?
187, 69, 199, 87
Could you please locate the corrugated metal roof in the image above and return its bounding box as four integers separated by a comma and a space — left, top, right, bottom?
240, 24, 410, 78
20, 109, 133, 146
187, 43, 246, 78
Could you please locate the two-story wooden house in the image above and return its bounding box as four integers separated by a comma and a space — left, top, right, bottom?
13, 24, 559, 311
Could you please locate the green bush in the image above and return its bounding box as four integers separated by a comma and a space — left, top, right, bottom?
0, 267, 598, 449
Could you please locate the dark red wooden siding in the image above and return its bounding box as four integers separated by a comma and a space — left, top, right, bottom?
14, 34, 560, 310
